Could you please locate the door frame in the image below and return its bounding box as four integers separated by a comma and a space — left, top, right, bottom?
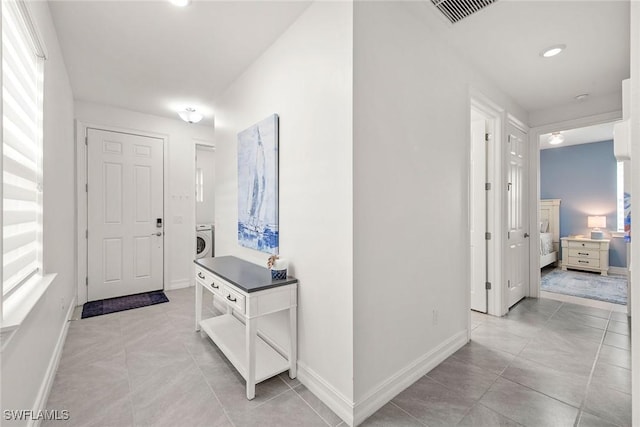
469, 89, 507, 321
75, 121, 169, 305
527, 110, 622, 300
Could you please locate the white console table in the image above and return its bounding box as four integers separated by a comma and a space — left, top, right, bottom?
194, 256, 298, 399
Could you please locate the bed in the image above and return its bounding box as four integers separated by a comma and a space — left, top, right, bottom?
540, 199, 560, 268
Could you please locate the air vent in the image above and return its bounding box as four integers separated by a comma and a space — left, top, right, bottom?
432, 0, 497, 23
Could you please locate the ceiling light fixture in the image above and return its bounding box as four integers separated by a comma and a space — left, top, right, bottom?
178, 107, 203, 124
540, 44, 566, 58
575, 93, 589, 102
169, 0, 190, 7
548, 132, 565, 145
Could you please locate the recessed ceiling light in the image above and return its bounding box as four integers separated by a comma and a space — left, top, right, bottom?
548, 132, 565, 145
169, 0, 190, 6
575, 93, 589, 102
540, 44, 566, 58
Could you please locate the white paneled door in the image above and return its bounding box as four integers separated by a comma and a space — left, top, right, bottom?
87, 129, 164, 301
470, 118, 487, 313
506, 122, 529, 308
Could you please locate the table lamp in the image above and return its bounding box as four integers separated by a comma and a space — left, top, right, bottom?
588, 216, 606, 239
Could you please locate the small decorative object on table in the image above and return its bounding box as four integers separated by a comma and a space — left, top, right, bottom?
267, 255, 288, 280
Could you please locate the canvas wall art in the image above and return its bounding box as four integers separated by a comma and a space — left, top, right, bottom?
237, 114, 279, 254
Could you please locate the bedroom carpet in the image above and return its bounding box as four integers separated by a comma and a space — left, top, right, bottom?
541, 269, 627, 305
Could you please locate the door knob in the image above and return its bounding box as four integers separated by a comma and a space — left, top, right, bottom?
152, 232, 163, 236
524, 233, 530, 238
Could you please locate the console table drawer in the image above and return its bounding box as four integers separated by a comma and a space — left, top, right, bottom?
223, 286, 245, 314
568, 241, 600, 250
568, 248, 599, 259
568, 257, 600, 268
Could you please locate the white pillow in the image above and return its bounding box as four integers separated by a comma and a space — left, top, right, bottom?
540, 219, 549, 233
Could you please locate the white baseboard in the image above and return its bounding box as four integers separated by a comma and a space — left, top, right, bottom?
167, 279, 192, 291
297, 361, 354, 426
352, 329, 468, 426
31, 296, 76, 427
609, 266, 629, 276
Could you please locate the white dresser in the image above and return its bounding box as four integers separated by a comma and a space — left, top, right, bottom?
560, 237, 610, 276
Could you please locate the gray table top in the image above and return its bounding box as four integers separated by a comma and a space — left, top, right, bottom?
194, 256, 297, 293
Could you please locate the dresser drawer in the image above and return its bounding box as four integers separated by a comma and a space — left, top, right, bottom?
567, 241, 601, 250
568, 257, 600, 268
223, 286, 245, 314
568, 248, 599, 259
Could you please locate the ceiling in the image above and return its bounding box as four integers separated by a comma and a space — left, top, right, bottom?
426, 0, 630, 113
49, 0, 630, 125
540, 121, 615, 150
48, 1, 312, 126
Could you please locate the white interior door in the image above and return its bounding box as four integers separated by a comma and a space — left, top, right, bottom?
506, 122, 529, 308
470, 118, 487, 312
87, 128, 164, 301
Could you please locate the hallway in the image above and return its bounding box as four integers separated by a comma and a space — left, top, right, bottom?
44, 289, 630, 426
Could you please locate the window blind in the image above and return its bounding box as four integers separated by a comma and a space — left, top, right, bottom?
2, 0, 45, 297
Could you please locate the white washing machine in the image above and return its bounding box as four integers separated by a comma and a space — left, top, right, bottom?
196, 224, 214, 258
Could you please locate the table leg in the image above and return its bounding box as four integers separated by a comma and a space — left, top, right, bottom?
245, 317, 257, 400
289, 306, 297, 379
195, 281, 202, 332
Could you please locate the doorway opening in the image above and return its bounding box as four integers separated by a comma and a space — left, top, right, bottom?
195, 144, 216, 260
535, 121, 629, 310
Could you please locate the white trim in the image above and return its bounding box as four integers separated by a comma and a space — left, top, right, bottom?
1, 274, 57, 346
76, 121, 169, 304
167, 279, 191, 291
30, 296, 75, 427
13, 0, 48, 59
608, 266, 628, 276
297, 361, 355, 427
352, 330, 468, 426
529, 111, 623, 301
469, 88, 505, 317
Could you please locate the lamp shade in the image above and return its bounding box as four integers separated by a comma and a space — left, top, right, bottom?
587, 216, 606, 229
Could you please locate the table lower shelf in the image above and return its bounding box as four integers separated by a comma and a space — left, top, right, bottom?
199, 314, 289, 383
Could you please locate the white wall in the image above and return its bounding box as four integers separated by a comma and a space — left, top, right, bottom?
196, 146, 216, 225
74, 101, 214, 298
528, 91, 622, 128
352, 1, 527, 421
213, 0, 354, 417
1, 2, 76, 423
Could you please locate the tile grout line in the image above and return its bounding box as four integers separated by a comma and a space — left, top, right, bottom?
185, 339, 238, 427
572, 308, 613, 427
291, 384, 340, 427
455, 301, 568, 424
388, 401, 429, 426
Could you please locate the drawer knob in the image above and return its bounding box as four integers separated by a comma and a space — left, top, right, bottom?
198, 272, 205, 279
578, 260, 588, 264
578, 252, 588, 256
211, 283, 219, 289
226, 295, 237, 303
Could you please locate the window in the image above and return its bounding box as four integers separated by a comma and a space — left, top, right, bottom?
2, 0, 46, 298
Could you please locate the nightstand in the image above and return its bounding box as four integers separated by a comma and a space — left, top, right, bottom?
560, 237, 610, 276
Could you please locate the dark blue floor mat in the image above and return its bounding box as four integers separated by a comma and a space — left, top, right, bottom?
81, 290, 169, 319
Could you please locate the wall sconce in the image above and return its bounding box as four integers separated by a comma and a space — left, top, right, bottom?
587, 215, 606, 239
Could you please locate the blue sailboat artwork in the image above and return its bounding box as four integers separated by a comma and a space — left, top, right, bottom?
237, 114, 279, 254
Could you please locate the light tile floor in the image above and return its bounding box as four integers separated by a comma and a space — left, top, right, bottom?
44, 288, 631, 427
